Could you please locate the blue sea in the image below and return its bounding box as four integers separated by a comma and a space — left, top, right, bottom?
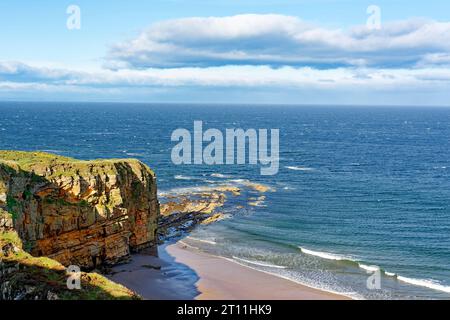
1, 102, 449, 299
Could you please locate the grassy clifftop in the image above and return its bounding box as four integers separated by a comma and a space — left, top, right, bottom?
0, 222, 140, 300
0, 150, 154, 177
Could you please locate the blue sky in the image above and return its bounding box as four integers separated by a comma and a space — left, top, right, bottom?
1, 0, 450, 105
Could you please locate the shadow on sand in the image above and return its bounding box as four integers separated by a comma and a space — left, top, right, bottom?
107, 241, 200, 300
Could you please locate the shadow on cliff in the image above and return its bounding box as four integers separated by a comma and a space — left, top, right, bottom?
109, 162, 201, 299
0, 253, 140, 299
113, 161, 158, 251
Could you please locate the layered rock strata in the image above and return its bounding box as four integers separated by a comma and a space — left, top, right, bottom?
0, 151, 159, 269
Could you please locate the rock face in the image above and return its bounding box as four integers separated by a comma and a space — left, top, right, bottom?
0, 151, 159, 269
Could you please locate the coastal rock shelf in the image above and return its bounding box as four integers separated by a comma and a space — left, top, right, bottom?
0, 151, 160, 269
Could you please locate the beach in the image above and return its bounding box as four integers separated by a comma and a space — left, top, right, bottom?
108, 241, 348, 300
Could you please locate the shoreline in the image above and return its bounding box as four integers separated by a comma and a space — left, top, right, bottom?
166, 241, 350, 300
108, 240, 350, 300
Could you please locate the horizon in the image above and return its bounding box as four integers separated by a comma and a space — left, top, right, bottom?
1, 100, 450, 109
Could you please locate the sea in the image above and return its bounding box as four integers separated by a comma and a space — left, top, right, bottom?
0, 101, 449, 300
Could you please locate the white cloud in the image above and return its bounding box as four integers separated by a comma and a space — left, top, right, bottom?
1, 14, 450, 104
1, 61, 450, 91
107, 14, 450, 69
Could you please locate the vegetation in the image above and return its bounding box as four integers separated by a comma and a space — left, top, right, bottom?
0, 150, 154, 176
0, 150, 152, 300
6, 195, 19, 222
0, 227, 141, 300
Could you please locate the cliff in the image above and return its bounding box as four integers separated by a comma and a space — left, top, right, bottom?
0, 151, 159, 269
0, 225, 140, 300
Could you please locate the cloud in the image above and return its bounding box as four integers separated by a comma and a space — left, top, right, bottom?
1, 61, 450, 105
107, 14, 450, 69
1, 61, 450, 91
1, 14, 450, 104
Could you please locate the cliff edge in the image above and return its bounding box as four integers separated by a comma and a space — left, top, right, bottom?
0, 151, 159, 269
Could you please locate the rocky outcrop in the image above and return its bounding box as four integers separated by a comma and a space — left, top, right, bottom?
157, 183, 271, 241
158, 189, 229, 241
0, 151, 159, 269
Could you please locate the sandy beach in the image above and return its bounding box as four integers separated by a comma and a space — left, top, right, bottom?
108, 241, 348, 300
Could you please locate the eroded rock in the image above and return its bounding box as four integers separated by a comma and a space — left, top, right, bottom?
0, 151, 160, 269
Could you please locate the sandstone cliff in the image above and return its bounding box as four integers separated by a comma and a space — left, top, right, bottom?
0, 151, 159, 269
0, 224, 140, 300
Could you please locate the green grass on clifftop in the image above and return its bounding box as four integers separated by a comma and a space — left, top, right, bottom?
0, 227, 141, 300
0, 150, 155, 176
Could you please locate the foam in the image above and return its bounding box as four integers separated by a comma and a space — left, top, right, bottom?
358, 264, 380, 272
397, 276, 450, 293
232, 256, 287, 269
186, 237, 217, 245
210, 173, 232, 178
300, 247, 350, 261
285, 166, 314, 171
174, 175, 196, 180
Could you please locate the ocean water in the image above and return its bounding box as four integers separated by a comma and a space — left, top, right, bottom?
1, 101, 449, 300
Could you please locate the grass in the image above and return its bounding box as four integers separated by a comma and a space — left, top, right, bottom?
0, 150, 155, 177
0, 150, 152, 300
0, 228, 141, 300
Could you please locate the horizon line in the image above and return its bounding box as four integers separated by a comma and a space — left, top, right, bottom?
1, 100, 450, 109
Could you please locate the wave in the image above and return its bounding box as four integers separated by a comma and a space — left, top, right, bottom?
397, 276, 450, 293
210, 173, 232, 178
358, 264, 380, 272
125, 152, 145, 157
285, 166, 314, 171
228, 178, 247, 183
300, 247, 450, 294
186, 237, 217, 245
359, 264, 399, 278
299, 247, 351, 261
232, 256, 286, 269
174, 175, 196, 180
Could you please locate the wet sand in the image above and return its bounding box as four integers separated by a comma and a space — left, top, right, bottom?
109, 242, 349, 300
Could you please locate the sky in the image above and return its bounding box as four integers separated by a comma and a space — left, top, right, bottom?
1, 0, 450, 105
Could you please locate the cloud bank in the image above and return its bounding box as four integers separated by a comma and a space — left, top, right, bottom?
1, 61, 450, 89
107, 14, 450, 69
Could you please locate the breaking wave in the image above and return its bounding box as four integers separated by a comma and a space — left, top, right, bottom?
300, 247, 351, 261
174, 175, 197, 180
232, 256, 287, 269
210, 173, 232, 178
186, 237, 217, 245
285, 166, 315, 171
299, 247, 450, 294
397, 276, 450, 293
